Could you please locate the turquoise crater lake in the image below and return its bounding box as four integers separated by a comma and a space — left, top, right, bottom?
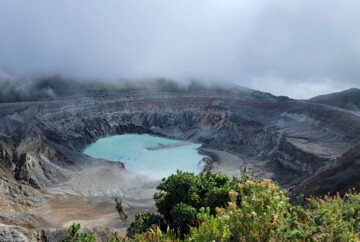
84, 134, 205, 180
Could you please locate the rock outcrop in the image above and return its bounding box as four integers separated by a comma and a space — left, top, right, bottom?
295, 143, 360, 195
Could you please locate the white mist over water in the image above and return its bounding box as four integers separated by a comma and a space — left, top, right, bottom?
84, 134, 204, 180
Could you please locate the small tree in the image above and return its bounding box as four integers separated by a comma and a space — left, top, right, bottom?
114, 196, 128, 226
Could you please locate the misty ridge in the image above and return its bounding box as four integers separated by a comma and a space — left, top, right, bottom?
0, 77, 289, 103
3, 75, 359, 111
0, 1, 359, 99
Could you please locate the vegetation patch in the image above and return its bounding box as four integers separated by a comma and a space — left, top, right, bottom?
69, 170, 360, 241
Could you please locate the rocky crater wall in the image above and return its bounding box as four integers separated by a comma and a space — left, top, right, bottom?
0, 91, 359, 194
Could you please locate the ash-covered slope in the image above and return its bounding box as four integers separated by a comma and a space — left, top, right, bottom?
309, 88, 360, 111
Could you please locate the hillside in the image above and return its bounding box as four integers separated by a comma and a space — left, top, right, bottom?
309, 88, 360, 111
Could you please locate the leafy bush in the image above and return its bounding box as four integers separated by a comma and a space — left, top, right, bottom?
170, 203, 197, 234
282, 192, 360, 241
189, 180, 360, 242
153, 170, 239, 235
133, 177, 360, 241
190, 179, 290, 241
127, 212, 166, 238
63, 223, 96, 242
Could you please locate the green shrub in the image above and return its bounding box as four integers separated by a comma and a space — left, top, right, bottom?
290, 193, 360, 241
190, 207, 231, 241
127, 212, 166, 238
189, 180, 360, 242
153, 170, 239, 235
122, 171, 360, 241
170, 203, 197, 234
190, 179, 290, 241
63, 223, 96, 242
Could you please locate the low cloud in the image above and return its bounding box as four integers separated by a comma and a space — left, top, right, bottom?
0, 0, 359, 98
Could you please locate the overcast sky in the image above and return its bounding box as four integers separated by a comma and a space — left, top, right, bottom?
0, 0, 359, 99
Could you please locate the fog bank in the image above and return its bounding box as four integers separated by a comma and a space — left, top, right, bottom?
0, 0, 360, 98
